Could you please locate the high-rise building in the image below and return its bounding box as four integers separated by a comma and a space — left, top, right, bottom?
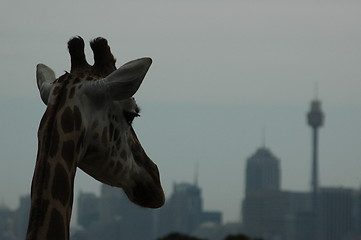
157, 183, 203, 236
242, 190, 288, 239
245, 147, 281, 194
156, 182, 222, 238
0, 203, 16, 240
357, 190, 361, 236
77, 184, 155, 240
317, 187, 355, 240
242, 146, 284, 239
14, 195, 30, 240
77, 192, 99, 229
76, 182, 221, 240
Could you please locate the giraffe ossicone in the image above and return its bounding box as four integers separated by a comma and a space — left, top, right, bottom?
37, 57, 152, 105
27, 37, 164, 240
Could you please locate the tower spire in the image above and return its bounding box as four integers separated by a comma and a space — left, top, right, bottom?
314, 81, 319, 100
194, 161, 199, 187
261, 127, 266, 148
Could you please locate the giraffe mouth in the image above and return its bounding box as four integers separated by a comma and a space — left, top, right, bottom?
123, 164, 165, 208
130, 180, 165, 208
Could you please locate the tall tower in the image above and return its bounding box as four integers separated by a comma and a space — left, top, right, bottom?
307, 99, 324, 211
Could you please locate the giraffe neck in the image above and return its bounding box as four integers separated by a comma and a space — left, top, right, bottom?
26, 155, 76, 240
26, 80, 84, 240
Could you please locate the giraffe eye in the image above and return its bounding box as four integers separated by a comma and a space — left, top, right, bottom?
123, 111, 140, 125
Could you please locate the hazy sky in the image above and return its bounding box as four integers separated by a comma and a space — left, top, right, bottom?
1, 0, 361, 223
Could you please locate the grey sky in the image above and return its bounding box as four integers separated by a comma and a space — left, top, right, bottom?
0, 0, 360, 223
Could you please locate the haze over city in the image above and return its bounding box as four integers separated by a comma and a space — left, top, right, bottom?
0, 0, 360, 223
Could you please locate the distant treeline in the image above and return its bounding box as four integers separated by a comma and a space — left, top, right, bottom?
158, 232, 264, 240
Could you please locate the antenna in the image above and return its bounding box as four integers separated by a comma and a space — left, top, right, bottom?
314, 81, 319, 100
194, 161, 199, 187
261, 127, 266, 148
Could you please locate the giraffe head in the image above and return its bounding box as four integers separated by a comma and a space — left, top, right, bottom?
36, 37, 164, 208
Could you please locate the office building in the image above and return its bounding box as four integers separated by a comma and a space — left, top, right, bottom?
317, 187, 355, 240
245, 147, 280, 194
156, 182, 222, 237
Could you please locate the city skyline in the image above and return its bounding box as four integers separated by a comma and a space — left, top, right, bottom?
0, 0, 360, 224
2, 171, 360, 240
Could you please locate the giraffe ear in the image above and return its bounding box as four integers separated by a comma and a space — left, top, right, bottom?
36, 64, 55, 105
84, 57, 152, 101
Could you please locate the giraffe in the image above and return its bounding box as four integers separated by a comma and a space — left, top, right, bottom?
26, 37, 165, 240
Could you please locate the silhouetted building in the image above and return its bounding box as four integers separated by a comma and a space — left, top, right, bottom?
290, 211, 317, 240
357, 189, 361, 236
77, 184, 155, 240
317, 187, 355, 240
241, 146, 317, 240
156, 182, 222, 238
288, 188, 357, 240
77, 192, 99, 229
242, 190, 287, 239
0, 195, 31, 240
245, 147, 280, 194
243, 190, 313, 240
242, 147, 282, 239
76, 182, 222, 240
14, 195, 30, 240
0, 204, 16, 240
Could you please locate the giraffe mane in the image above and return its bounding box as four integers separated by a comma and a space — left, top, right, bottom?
27, 74, 70, 238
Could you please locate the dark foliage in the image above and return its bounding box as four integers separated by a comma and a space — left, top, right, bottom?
158, 232, 206, 240
224, 234, 251, 240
